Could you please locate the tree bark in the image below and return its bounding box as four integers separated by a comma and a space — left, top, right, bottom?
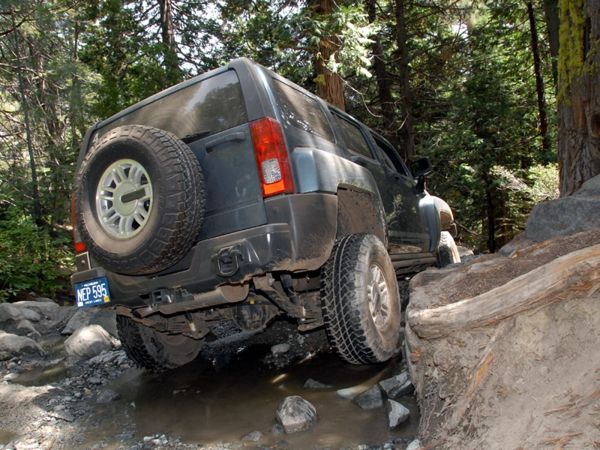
558, 0, 600, 196
394, 0, 414, 159
527, 1, 551, 156
311, 0, 345, 110
158, 0, 181, 85
365, 0, 398, 148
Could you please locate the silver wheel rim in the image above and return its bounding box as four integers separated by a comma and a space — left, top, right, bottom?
367, 264, 391, 328
95, 159, 153, 239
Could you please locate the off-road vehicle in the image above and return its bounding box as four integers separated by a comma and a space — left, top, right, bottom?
71, 58, 459, 371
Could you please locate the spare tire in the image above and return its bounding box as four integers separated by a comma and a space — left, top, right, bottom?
76, 125, 204, 275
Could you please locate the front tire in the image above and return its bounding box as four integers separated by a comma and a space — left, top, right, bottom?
117, 315, 203, 371
321, 234, 402, 365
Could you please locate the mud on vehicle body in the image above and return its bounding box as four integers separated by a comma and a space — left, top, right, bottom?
71, 58, 459, 371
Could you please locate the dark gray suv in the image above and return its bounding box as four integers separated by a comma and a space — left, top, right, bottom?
71, 58, 459, 371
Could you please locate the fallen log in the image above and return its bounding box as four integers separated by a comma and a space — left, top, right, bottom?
407, 243, 600, 340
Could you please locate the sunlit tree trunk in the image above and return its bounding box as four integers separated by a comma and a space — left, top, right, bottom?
311, 0, 345, 110
558, 0, 600, 196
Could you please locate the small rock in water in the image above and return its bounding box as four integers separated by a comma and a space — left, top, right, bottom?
303, 378, 332, 389
406, 438, 422, 450
336, 384, 368, 400
96, 388, 121, 404
271, 423, 285, 436
275, 395, 318, 433
241, 430, 262, 442
378, 371, 414, 398
271, 343, 291, 355
386, 399, 410, 428
353, 385, 383, 410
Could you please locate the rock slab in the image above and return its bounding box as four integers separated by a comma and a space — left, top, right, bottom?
275, 395, 317, 434
525, 174, 600, 242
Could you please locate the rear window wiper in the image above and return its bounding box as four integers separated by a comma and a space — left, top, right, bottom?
181, 130, 211, 143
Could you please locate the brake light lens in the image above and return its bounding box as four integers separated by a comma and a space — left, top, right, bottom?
71, 192, 86, 253
249, 117, 295, 197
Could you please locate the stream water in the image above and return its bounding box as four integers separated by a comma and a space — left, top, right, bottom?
83, 345, 418, 448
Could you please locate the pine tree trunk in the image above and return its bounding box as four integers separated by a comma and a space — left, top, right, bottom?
395, 0, 415, 159
11, 13, 42, 225
365, 0, 397, 148
158, 0, 181, 85
527, 1, 551, 156
558, 0, 600, 196
311, 0, 345, 110
542, 0, 559, 88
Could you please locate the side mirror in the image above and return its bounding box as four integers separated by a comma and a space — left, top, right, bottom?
411, 157, 433, 178
411, 157, 432, 194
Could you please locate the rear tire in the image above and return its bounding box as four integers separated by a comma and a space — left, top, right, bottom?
76, 125, 204, 275
116, 315, 203, 371
437, 231, 461, 267
321, 234, 402, 364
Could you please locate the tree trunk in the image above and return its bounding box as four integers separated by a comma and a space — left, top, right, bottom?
365, 0, 397, 148
311, 0, 345, 110
558, 0, 600, 196
542, 0, 559, 88
11, 12, 42, 225
158, 0, 181, 85
527, 1, 551, 156
394, 0, 414, 159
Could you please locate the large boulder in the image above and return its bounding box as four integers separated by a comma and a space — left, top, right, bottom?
64, 325, 115, 359
275, 395, 318, 434
0, 331, 44, 356
62, 308, 117, 337
0, 303, 41, 323
525, 174, 600, 242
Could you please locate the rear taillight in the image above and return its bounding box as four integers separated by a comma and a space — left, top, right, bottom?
71, 192, 86, 253
249, 117, 295, 198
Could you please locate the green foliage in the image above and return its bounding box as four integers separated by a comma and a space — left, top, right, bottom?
0, 207, 73, 301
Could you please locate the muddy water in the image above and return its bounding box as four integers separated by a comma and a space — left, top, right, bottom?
103, 346, 418, 448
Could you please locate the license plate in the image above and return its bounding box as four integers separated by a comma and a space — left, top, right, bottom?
75, 277, 111, 307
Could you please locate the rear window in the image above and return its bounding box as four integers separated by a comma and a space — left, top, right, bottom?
332, 115, 373, 159
273, 79, 334, 141
98, 70, 247, 139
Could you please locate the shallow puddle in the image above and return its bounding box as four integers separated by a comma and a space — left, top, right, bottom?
106, 345, 418, 448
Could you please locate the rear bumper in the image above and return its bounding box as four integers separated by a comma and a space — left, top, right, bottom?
71, 193, 338, 308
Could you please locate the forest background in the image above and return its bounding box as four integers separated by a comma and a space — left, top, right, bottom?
0, 0, 597, 300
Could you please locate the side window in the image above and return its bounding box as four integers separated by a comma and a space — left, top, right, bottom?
273, 79, 335, 141
333, 115, 374, 159
99, 70, 247, 139
372, 135, 409, 176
